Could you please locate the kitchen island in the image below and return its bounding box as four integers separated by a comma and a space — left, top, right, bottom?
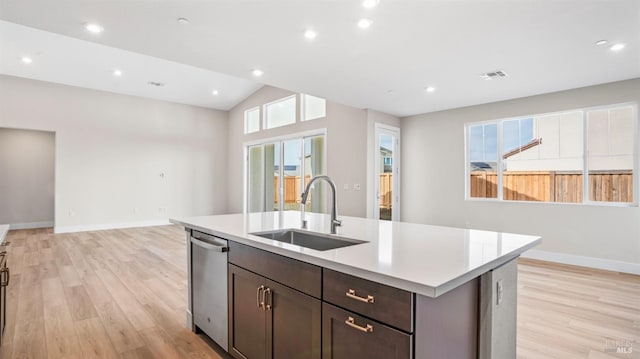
171, 211, 541, 359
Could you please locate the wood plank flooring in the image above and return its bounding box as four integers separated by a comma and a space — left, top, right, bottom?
1, 226, 225, 359
517, 258, 639, 359
1, 226, 638, 358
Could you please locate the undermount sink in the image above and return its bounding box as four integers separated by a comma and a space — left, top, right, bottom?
250, 229, 365, 251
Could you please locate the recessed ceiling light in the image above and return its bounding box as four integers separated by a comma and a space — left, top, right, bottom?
212, 89, 219, 96
304, 29, 317, 40
357, 18, 373, 29
609, 43, 626, 51
113, 69, 122, 76
595, 40, 608, 46
425, 86, 436, 93
387, 90, 394, 94
85, 23, 104, 34
252, 69, 264, 77
362, 0, 379, 9
21, 56, 33, 64
177, 17, 190, 25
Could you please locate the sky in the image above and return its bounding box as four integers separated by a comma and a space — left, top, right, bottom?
470, 118, 534, 162
380, 134, 394, 151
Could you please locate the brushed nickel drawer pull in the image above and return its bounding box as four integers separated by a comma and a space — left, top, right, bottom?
263, 287, 272, 310
346, 289, 374, 303
257, 285, 265, 309
345, 316, 373, 333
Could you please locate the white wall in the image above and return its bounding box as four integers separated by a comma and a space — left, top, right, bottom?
401, 79, 640, 270
0, 128, 55, 228
227, 86, 369, 217
0, 75, 228, 232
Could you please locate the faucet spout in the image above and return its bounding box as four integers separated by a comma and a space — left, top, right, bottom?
301, 175, 341, 234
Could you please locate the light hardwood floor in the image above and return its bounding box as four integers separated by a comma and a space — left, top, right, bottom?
0, 226, 638, 358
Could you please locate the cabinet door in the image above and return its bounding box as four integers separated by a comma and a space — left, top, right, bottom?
229, 265, 267, 359
322, 303, 412, 359
266, 280, 321, 359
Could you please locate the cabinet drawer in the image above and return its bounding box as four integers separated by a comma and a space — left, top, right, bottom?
323, 269, 413, 332
228, 241, 322, 298
322, 302, 412, 359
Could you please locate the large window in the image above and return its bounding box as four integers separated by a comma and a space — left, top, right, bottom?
243, 94, 327, 134
466, 103, 637, 205
246, 132, 326, 213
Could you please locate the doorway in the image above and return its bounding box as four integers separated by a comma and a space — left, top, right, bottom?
0, 128, 55, 229
374, 124, 400, 221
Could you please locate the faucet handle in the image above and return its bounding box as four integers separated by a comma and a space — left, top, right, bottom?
333, 219, 342, 227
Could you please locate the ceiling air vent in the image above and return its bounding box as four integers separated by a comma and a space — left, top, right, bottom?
481, 70, 508, 80
147, 81, 165, 87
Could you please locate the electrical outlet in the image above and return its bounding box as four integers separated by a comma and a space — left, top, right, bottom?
134, 208, 139, 214
68, 210, 76, 217
343, 184, 349, 190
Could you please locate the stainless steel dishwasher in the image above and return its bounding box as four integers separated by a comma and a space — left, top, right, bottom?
190, 230, 228, 351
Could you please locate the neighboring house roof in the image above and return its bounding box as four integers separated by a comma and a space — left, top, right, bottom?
470, 161, 497, 171
503, 138, 543, 159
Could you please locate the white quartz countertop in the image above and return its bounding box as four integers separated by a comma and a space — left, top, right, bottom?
0, 224, 9, 245
170, 212, 541, 297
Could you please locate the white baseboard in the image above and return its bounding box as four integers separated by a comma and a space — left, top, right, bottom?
54, 219, 171, 234
522, 249, 640, 275
9, 221, 55, 230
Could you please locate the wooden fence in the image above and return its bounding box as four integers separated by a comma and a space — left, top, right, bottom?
273, 174, 395, 207
274, 175, 311, 204
379, 173, 393, 209
470, 170, 633, 203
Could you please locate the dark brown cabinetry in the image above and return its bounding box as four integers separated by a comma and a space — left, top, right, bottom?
0, 249, 8, 345
322, 270, 413, 359
322, 302, 411, 359
228, 243, 322, 359
323, 268, 413, 332
225, 240, 479, 359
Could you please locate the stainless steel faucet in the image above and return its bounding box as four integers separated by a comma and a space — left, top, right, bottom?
301, 175, 342, 234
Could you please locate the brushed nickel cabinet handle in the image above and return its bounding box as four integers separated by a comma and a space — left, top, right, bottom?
0, 267, 9, 287
346, 289, 374, 303
345, 316, 373, 333
256, 285, 265, 309
263, 287, 272, 310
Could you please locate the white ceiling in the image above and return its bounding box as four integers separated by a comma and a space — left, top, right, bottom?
1, 0, 638, 117
0, 21, 262, 110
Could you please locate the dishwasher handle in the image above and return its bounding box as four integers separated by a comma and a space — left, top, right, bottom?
191, 236, 229, 253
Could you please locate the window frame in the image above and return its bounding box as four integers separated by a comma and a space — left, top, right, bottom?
263, 94, 297, 130
242, 128, 328, 214
301, 93, 327, 122
244, 106, 261, 134
464, 102, 638, 207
